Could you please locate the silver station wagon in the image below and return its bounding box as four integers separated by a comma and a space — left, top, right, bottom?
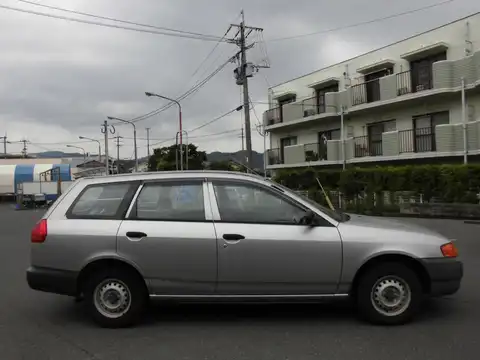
27, 171, 463, 328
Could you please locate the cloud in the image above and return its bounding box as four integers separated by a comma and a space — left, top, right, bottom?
0, 0, 477, 158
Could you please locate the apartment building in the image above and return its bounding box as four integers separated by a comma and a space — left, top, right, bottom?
264, 12, 480, 171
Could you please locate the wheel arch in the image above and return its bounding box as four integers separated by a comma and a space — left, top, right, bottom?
350, 253, 431, 298
76, 257, 147, 295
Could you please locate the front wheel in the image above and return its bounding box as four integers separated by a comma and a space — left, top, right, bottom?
356, 262, 423, 325
84, 268, 147, 328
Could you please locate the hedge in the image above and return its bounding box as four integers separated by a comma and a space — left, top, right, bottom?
274, 165, 480, 204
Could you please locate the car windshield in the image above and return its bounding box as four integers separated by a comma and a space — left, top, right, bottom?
268, 180, 349, 222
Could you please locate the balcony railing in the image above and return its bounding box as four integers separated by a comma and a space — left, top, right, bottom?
354, 136, 383, 158
396, 70, 433, 96
399, 127, 436, 153
351, 78, 381, 106
304, 142, 328, 161
300, 97, 327, 118
267, 148, 283, 165
264, 107, 282, 125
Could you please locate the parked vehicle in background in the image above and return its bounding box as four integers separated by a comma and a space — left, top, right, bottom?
27, 171, 463, 328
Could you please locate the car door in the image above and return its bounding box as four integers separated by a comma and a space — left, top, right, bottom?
117, 179, 218, 295
207, 179, 343, 295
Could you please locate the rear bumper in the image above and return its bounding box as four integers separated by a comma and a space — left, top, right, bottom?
421, 258, 463, 296
26, 266, 78, 297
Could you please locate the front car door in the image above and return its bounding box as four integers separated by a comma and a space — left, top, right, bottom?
117, 179, 218, 295
207, 178, 343, 295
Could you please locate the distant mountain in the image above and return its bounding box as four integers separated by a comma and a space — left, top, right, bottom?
33, 150, 264, 169
207, 150, 264, 170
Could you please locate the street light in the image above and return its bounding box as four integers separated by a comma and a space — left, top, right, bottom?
78, 136, 101, 162
66, 144, 86, 164
145, 91, 183, 171
107, 116, 138, 172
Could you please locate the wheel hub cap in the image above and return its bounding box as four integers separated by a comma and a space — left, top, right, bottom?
94, 280, 131, 319
371, 276, 411, 317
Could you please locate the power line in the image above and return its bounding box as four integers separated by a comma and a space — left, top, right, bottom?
266, 0, 455, 42
188, 106, 243, 133
112, 52, 238, 125
15, 0, 225, 41
150, 128, 243, 147
0, 4, 228, 42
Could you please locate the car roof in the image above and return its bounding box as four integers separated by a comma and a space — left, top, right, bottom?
78, 171, 267, 185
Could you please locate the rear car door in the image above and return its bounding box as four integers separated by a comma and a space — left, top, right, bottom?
117, 179, 218, 295
207, 179, 342, 295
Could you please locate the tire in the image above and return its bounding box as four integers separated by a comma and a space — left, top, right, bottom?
356, 262, 423, 325
83, 267, 148, 328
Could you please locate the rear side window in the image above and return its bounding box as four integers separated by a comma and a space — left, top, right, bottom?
131, 181, 205, 221
67, 182, 137, 219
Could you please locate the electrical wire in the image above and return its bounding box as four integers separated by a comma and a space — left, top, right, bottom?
0, 4, 228, 42
188, 106, 243, 133
112, 52, 238, 125
266, 0, 455, 42
15, 0, 224, 41
150, 128, 243, 147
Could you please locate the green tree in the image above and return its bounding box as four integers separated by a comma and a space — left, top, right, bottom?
148, 144, 207, 171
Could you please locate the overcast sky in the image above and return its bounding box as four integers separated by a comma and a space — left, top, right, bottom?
0, 0, 478, 158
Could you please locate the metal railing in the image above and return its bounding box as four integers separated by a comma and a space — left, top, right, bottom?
396, 70, 433, 96
353, 136, 383, 158
267, 148, 283, 165
396, 71, 412, 96
264, 107, 282, 125
399, 127, 436, 153
304, 142, 328, 161
351, 78, 381, 106
300, 97, 326, 118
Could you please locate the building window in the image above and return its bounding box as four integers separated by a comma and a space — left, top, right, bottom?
366, 120, 396, 156
364, 68, 392, 103
413, 111, 449, 152
315, 84, 339, 113
410, 52, 446, 92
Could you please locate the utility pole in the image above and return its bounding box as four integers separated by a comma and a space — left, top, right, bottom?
21, 139, 29, 158
0, 135, 6, 158
230, 11, 264, 170
114, 135, 123, 174
101, 120, 115, 175
146, 128, 151, 159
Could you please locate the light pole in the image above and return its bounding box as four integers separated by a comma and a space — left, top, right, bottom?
145, 91, 183, 170
107, 116, 138, 172
78, 136, 101, 162
66, 144, 86, 164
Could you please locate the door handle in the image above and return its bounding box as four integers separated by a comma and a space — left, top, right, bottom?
126, 231, 147, 239
223, 234, 245, 241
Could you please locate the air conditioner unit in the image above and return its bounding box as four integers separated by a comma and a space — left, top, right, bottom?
416, 84, 425, 92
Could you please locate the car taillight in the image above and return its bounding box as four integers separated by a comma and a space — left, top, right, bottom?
441, 241, 458, 258
31, 219, 48, 243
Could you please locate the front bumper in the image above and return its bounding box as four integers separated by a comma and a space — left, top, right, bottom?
26, 266, 78, 297
421, 258, 463, 296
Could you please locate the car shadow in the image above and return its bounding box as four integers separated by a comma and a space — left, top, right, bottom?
47, 296, 463, 329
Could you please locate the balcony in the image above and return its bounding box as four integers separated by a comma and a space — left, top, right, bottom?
351, 79, 381, 106
353, 136, 383, 158
264, 107, 282, 126
304, 142, 328, 161
267, 148, 283, 165
396, 70, 433, 96
399, 127, 436, 153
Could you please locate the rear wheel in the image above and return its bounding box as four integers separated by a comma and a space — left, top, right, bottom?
356, 262, 423, 325
84, 267, 147, 328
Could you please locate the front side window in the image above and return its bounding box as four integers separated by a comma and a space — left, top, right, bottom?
213, 182, 307, 225
68, 183, 133, 218
133, 182, 205, 221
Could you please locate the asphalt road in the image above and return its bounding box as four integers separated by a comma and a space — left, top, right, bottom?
1, 205, 479, 360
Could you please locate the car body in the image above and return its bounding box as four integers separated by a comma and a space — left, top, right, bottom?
27, 171, 463, 327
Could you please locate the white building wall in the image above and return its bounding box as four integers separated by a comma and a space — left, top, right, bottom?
270, 93, 480, 147
270, 13, 480, 103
